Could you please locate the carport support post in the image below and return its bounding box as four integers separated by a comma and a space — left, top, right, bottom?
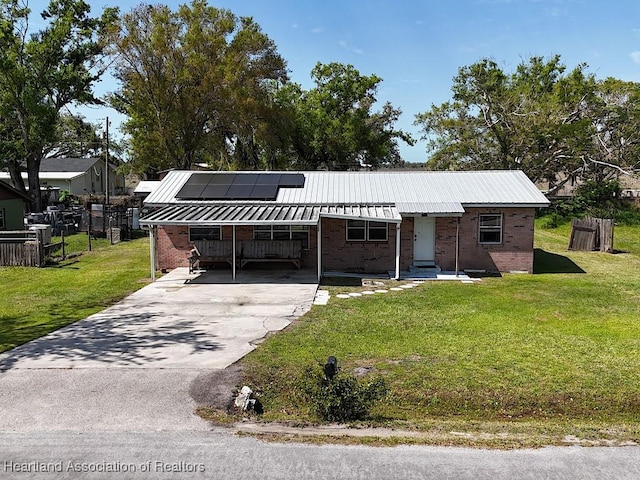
394, 221, 401, 280
232, 225, 236, 281
149, 226, 156, 282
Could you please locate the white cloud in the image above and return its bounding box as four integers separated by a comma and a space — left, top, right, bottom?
630, 51, 640, 65
311, 27, 323, 34
339, 40, 364, 55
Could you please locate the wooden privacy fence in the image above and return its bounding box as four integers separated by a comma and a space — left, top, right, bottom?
568, 217, 614, 253
0, 230, 44, 267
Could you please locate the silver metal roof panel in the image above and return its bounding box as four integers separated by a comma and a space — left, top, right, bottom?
143, 170, 550, 210
139, 203, 401, 226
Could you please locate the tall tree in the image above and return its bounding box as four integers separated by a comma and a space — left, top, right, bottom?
46, 113, 125, 164
415, 56, 599, 186
586, 78, 640, 181
0, 0, 117, 211
109, 0, 287, 175
278, 62, 413, 170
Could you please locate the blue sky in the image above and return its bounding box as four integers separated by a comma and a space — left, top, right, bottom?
33, 0, 640, 164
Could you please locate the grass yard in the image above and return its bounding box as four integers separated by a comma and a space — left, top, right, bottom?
239, 221, 640, 447
0, 234, 151, 353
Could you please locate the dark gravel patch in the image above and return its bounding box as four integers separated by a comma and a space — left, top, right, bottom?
189, 363, 244, 411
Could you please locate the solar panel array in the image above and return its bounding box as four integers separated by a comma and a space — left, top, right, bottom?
176, 173, 305, 200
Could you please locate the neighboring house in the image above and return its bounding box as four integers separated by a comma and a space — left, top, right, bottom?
140, 170, 550, 279
0, 181, 31, 230
133, 180, 161, 203
0, 157, 125, 197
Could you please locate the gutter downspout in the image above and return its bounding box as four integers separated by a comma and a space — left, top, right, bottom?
317, 218, 322, 282
395, 221, 401, 280
455, 217, 460, 278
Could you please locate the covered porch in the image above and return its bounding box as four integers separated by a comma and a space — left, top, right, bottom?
139, 203, 403, 282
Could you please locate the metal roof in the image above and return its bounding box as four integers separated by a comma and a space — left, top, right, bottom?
39, 157, 100, 173
396, 201, 465, 216
140, 203, 401, 226
0, 171, 86, 181
143, 170, 550, 212
134, 180, 161, 195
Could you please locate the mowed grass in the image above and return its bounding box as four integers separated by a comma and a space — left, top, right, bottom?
0, 234, 151, 353
241, 221, 640, 444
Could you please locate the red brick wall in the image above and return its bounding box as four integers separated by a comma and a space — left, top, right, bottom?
320, 217, 402, 273
157, 224, 319, 270
156, 208, 536, 273
434, 208, 536, 273
157, 225, 191, 270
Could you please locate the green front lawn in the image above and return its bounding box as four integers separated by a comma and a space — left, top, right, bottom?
0, 235, 152, 353
240, 221, 640, 446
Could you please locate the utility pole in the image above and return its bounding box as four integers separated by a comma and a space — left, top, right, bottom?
105, 117, 110, 206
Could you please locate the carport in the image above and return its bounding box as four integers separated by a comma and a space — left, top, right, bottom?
140, 204, 402, 282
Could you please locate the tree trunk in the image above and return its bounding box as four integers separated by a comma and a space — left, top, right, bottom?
27, 157, 43, 212
6, 160, 27, 194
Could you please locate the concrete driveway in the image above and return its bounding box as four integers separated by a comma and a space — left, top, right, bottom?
0, 268, 318, 432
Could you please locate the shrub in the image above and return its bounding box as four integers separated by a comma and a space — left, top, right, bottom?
300, 365, 388, 422
542, 179, 640, 226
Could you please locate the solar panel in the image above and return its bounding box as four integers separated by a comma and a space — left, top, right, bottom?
249, 184, 278, 199
279, 173, 305, 188
177, 172, 305, 200
200, 184, 230, 198
232, 173, 260, 185
255, 174, 281, 185
207, 174, 236, 185
184, 173, 211, 185
225, 184, 256, 199
176, 185, 206, 199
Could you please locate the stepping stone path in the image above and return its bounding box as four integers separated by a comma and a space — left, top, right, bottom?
312, 278, 475, 305
313, 290, 330, 305
313, 281, 428, 305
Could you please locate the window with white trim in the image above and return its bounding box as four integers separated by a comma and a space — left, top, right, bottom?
0, 208, 5, 229
253, 225, 310, 249
189, 226, 221, 241
478, 214, 502, 244
346, 220, 388, 242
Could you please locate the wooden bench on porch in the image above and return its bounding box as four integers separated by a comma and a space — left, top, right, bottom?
190, 240, 233, 272
239, 240, 302, 270
190, 240, 302, 271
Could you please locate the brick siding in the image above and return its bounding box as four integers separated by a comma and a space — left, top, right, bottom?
156, 207, 536, 273
320, 217, 403, 273
434, 207, 536, 273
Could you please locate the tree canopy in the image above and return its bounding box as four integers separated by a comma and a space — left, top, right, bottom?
415, 55, 640, 189
0, 0, 117, 211
109, 0, 411, 176
108, 0, 288, 175
276, 62, 413, 170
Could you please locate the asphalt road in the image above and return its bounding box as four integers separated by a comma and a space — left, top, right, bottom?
1, 430, 640, 480
1, 268, 640, 479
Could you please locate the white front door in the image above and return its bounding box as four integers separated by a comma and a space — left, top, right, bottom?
413, 216, 435, 264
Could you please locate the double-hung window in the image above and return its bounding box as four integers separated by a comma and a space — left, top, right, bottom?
346, 220, 388, 242
0, 208, 5, 230
478, 214, 502, 244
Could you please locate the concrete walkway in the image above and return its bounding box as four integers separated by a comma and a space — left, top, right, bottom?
0, 268, 318, 432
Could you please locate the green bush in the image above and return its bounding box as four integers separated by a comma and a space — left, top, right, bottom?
300, 365, 388, 422
542, 179, 640, 226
